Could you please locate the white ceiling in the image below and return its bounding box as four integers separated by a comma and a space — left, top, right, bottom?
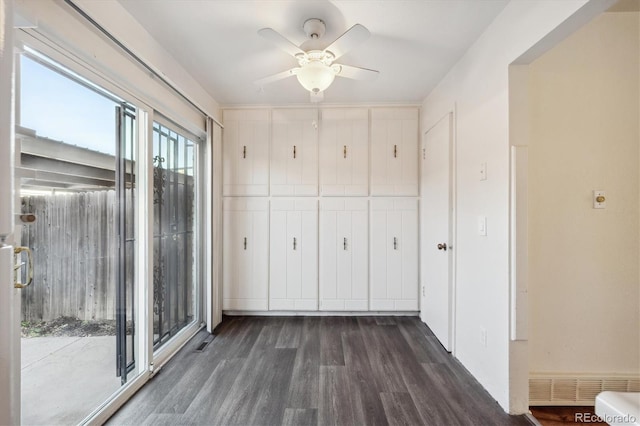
118, 0, 509, 106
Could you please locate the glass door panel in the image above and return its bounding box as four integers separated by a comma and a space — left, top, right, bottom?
17, 51, 138, 425
152, 122, 199, 349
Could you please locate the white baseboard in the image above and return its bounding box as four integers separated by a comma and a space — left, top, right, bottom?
223, 310, 420, 317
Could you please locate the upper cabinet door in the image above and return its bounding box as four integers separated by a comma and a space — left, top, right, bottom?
319, 108, 369, 196
370, 108, 419, 196
271, 109, 319, 196
223, 109, 270, 196
270, 199, 318, 311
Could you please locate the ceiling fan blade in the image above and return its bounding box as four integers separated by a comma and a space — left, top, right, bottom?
254, 68, 300, 87
323, 24, 370, 60
258, 28, 305, 58
335, 64, 379, 81
310, 91, 324, 103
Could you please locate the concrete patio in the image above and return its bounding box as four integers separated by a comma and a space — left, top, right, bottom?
22, 336, 121, 426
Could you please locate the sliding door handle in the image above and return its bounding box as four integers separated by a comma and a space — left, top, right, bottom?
14, 246, 33, 289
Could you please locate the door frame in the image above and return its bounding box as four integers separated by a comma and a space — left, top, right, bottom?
0, 0, 20, 423
420, 108, 457, 355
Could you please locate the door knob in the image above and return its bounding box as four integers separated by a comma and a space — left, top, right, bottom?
437, 243, 447, 251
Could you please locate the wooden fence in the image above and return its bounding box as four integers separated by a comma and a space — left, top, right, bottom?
20, 191, 120, 322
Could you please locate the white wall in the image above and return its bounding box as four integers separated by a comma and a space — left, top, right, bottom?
419, 0, 619, 413
528, 11, 639, 375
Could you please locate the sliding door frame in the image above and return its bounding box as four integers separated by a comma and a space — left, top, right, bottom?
13, 30, 211, 426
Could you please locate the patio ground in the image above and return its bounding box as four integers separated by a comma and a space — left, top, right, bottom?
22, 336, 120, 426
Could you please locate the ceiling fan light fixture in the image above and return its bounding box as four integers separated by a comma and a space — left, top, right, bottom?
296, 61, 335, 93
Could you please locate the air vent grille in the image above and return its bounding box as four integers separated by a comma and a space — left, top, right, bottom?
530, 374, 640, 406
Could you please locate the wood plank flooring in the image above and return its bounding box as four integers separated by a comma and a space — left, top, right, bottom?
107, 316, 532, 426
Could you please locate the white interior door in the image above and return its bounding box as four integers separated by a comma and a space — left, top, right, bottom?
0, 2, 20, 423
421, 113, 454, 351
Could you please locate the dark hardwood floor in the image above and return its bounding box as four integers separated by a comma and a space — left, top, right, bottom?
107, 316, 532, 426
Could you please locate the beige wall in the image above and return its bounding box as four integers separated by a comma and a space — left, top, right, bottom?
528, 11, 640, 374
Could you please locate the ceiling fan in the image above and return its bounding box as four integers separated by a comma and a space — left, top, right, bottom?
255, 18, 379, 102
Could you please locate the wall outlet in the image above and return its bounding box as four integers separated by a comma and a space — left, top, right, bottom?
480, 327, 487, 347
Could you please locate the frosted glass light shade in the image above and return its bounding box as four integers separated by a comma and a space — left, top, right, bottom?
296, 61, 335, 93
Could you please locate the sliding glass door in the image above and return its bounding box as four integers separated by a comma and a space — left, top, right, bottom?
16, 46, 206, 424
152, 121, 202, 349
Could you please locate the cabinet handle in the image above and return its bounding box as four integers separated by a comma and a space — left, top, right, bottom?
343, 237, 347, 250
343, 145, 347, 159
394, 144, 398, 158
244, 237, 247, 250
293, 145, 296, 159
393, 237, 398, 250
293, 237, 297, 250
243, 145, 247, 159
423, 148, 426, 160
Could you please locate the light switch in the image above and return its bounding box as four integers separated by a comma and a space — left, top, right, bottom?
593, 190, 606, 209
479, 162, 487, 181
478, 216, 487, 236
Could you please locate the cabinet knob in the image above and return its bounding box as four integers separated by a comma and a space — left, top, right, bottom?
437, 243, 447, 251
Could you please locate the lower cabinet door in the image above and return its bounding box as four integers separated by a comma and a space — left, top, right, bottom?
269, 199, 318, 310
319, 198, 368, 311
370, 198, 419, 311
222, 198, 269, 310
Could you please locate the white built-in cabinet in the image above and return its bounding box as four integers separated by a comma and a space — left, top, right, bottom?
319, 108, 369, 196
223, 109, 270, 196
222, 107, 420, 312
370, 198, 419, 310
370, 108, 419, 196
271, 109, 318, 196
319, 198, 369, 311
269, 199, 318, 310
222, 198, 269, 310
